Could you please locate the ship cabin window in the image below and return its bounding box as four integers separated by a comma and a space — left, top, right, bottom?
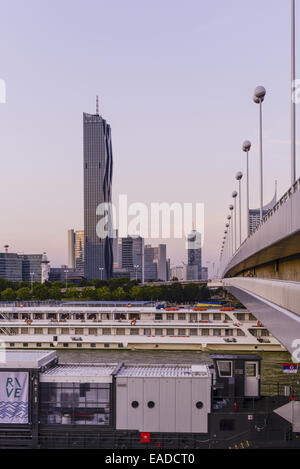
213, 313, 221, 321
213, 329, 221, 336
178, 313, 186, 320
166, 328, 174, 335
130, 328, 139, 335
116, 328, 125, 335
166, 313, 174, 320
155, 328, 163, 336
201, 313, 209, 321
217, 360, 233, 378
115, 313, 126, 320
87, 314, 96, 320
201, 329, 209, 336
39, 383, 111, 426
190, 313, 197, 321
102, 328, 111, 335
190, 329, 198, 336
129, 314, 140, 320
178, 328, 186, 336
155, 313, 163, 320
144, 328, 152, 335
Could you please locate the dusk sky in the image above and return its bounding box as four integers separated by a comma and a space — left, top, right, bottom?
0, 0, 298, 275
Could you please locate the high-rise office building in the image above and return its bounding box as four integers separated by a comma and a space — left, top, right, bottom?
154, 244, 167, 281
120, 236, 144, 282
249, 187, 277, 235
68, 230, 75, 269
83, 103, 113, 280
68, 230, 84, 275
144, 245, 157, 281
0, 252, 50, 283
186, 230, 202, 280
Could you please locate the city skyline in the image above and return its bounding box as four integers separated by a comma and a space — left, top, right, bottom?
0, 0, 299, 277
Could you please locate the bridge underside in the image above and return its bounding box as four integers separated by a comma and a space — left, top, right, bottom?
226, 284, 300, 355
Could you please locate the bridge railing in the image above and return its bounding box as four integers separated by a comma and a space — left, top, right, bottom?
220, 176, 300, 278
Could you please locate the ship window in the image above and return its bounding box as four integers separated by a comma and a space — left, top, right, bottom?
131, 401, 139, 408
23, 343, 28, 347
63, 343, 69, 347
217, 360, 233, 377
147, 401, 155, 409
155, 313, 163, 320
196, 401, 203, 409
39, 383, 111, 426
220, 419, 235, 431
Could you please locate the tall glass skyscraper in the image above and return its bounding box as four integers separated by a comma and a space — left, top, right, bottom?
83, 107, 113, 280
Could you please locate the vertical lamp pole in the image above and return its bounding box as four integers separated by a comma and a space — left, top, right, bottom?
243, 141, 251, 237
64, 269, 68, 289
226, 223, 230, 258
232, 191, 238, 252
253, 86, 266, 221
99, 267, 104, 281
227, 215, 232, 257
30, 272, 34, 292
291, 0, 296, 185
236, 171, 243, 247
229, 205, 234, 255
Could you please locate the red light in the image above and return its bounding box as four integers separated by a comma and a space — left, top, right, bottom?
140, 432, 150, 443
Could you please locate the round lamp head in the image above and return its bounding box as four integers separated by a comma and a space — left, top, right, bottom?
236, 171, 243, 180
243, 140, 251, 152
254, 86, 266, 102
232, 191, 238, 198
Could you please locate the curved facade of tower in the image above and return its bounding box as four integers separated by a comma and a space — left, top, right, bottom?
83, 112, 113, 280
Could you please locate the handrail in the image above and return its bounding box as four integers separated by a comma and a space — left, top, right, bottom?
220, 176, 300, 277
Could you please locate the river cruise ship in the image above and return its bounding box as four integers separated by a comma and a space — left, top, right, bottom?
0, 303, 283, 351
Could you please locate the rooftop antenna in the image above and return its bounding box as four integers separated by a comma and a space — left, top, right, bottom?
4, 245, 9, 253
96, 95, 99, 115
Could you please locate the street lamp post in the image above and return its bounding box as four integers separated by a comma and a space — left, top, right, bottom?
232, 191, 238, 252
229, 205, 234, 255
30, 272, 34, 292
253, 86, 266, 221
227, 215, 232, 257
99, 267, 104, 281
243, 141, 251, 237
236, 171, 243, 247
225, 223, 230, 258
134, 265, 139, 282
64, 269, 68, 289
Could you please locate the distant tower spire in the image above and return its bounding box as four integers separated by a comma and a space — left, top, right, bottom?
96, 95, 99, 115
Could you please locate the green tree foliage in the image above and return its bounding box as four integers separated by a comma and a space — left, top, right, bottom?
97, 287, 111, 301
1, 288, 17, 301
16, 287, 32, 300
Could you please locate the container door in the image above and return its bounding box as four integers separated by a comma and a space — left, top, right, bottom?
244, 361, 259, 397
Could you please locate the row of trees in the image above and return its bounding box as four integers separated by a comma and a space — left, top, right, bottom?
0, 277, 211, 303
